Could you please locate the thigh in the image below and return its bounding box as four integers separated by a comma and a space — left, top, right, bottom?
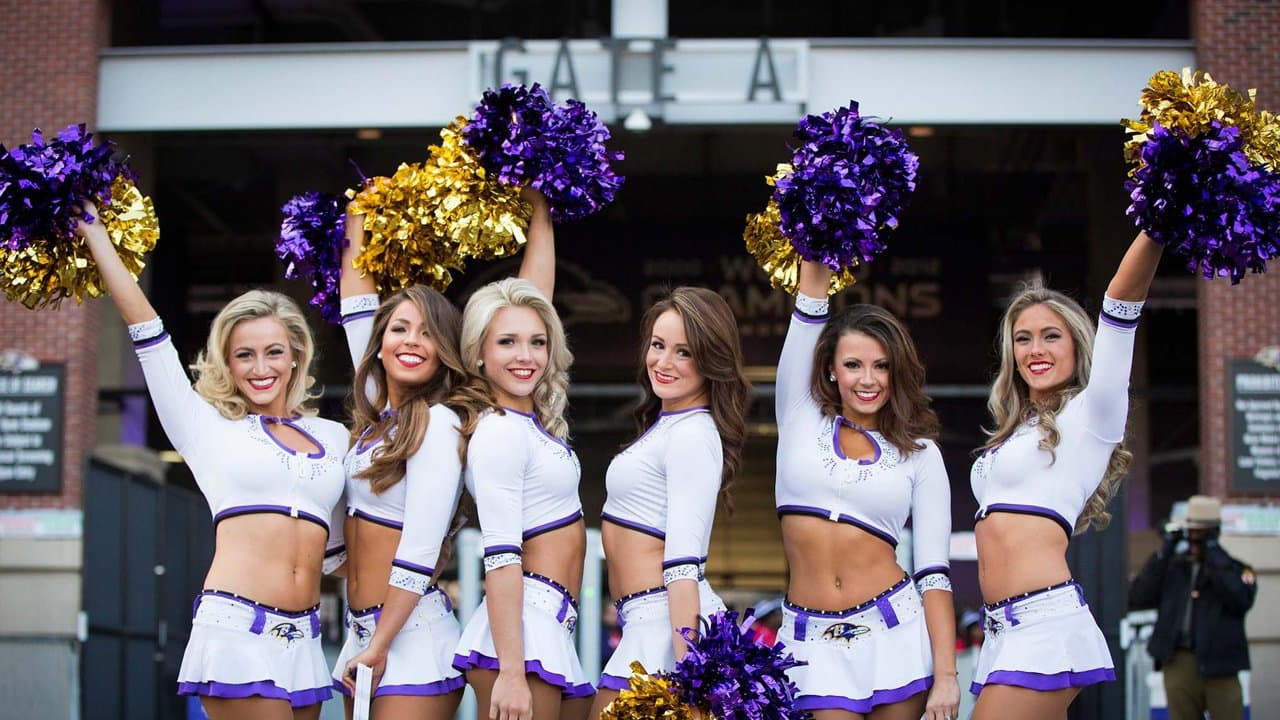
868, 691, 927, 720
201, 696, 296, 720
527, 675, 564, 720
559, 694, 593, 720
588, 689, 618, 719
971, 684, 1079, 720
1203, 674, 1244, 720
292, 702, 322, 720
372, 690, 464, 720
467, 669, 497, 720
811, 710, 864, 720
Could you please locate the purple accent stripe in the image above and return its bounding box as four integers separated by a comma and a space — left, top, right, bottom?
658, 405, 709, 417
795, 675, 933, 714
598, 673, 631, 691
977, 503, 1073, 538
971, 667, 1116, 695
452, 652, 596, 698
523, 510, 583, 540
912, 565, 950, 581
615, 585, 666, 610
833, 417, 882, 465
777, 504, 899, 547
661, 556, 705, 570
783, 575, 911, 618
792, 309, 829, 324
600, 513, 664, 540
257, 416, 327, 458
133, 331, 170, 349
325, 544, 346, 557
484, 544, 523, 557
524, 572, 579, 609
197, 590, 320, 618
351, 508, 403, 530
982, 579, 1080, 611
332, 676, 465, 698
340, 310, 376, 325
178, 680, 331, 708
1099, 311, 1140, 329
214, 505, 329, 532
354, 426, 381, 454
392, 559, 434, 576
502, 407, 576, 454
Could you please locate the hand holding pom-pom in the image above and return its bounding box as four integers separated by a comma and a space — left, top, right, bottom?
774, 102, 918, 271
745, 166, 858, 296
277, 192, 348, 323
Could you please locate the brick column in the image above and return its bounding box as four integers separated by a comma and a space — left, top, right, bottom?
1193, 0, 1280, 499
0, 0, 110, 510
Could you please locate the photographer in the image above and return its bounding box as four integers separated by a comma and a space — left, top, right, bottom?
1129, 496, 1258, 720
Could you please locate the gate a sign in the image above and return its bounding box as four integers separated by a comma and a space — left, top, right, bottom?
0, 364, 64, 492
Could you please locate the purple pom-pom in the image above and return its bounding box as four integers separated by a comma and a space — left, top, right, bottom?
0, 124, 129, 250
462, 83, 624, 222
1126, 121, 1280, 284
669, 610, 808, 720
774, 102, 918, 269
277, 192, 348, 324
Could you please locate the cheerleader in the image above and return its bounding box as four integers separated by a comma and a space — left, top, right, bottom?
76, 208, 347, 719
969, 232, 1162, 720
590, 287, 751, 717
326, 210, 468, 718
449, 194, 594, 720
775, 260, 960, 720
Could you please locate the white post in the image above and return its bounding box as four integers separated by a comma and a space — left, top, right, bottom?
455, 528, 483, 720
577, 528, 605, 681
611, 0, 667, 37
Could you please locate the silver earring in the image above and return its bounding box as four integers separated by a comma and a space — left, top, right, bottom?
477, 360, 485, 369
291, 361, 297, 369
828, 373, 836, 382
376, 351, 382, 360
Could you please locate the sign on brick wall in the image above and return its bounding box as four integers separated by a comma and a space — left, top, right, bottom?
0, 364, 64, 492
1229, 359, 1280, 493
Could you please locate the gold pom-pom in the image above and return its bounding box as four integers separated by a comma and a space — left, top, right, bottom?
743, 166, 856, 296
600, 662, 696, 720
346, 162, 465, 295
425, 118, 531, 262
1, 175, 159, 309
1123, 68, 1278, 171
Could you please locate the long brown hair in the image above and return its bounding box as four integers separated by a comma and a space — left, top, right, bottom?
626, 287, 752, 513
809, 304, 938, 454
349, 286, 466, 494
982, 284, 1132, 533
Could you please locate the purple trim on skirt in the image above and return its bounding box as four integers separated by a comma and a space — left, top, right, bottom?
795, 675, 933, 714
331, 675, 465, 698
178, 680, 331, 708
452, 651, 596, 698
971, 667, 1116, 695
598, 673, 631, 691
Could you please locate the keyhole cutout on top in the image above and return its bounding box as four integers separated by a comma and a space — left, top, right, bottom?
836, 418, 880, 464
260, 417, 325, 457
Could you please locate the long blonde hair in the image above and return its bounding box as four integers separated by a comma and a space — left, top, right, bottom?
451, 278, 572, 440
191, 290, 319, 420
349, 286, 466, 494
983, 284, 1132, 533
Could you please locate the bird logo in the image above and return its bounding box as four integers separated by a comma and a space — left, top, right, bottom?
821, 622, 871, 643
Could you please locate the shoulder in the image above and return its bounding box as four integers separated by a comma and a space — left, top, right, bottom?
907, 437, 944, 465
304, 416, 351, 445
668, 411, 722, 453
428, 403, 462, 429
472, 409, 526, 444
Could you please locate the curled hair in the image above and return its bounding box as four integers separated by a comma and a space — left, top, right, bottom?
191, 290, 319, 420
349, 286, 466, 494
626, 287, 752, 513
982, 284, 1132, 533
451, 278, 572, 440
810, 304, 939, 455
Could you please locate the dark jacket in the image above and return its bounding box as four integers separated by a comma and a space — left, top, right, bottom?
1129, 538, 1257, 677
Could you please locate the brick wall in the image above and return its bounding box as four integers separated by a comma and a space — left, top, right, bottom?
1193, 0, 1280, 499
0, 0, 110, 510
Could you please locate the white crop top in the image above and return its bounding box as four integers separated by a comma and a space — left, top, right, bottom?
129, 317, 347, 540
464, 407, 583, 573
331, 294, 466, 594
601, 407, 722, 585
774, 295, 952, 584
970, 295, 1144, 536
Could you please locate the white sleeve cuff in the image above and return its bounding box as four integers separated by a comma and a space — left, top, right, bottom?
794, 293, 830, 317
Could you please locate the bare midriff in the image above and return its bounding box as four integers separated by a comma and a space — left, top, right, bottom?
343, 516, 402, 610
523, 519, 587, 600
601, 521, 665, 599
204, 513, 328, 610
975, 512, 1071, 605
782, 515, 906, 611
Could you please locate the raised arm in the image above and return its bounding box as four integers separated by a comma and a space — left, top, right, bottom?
339, 210, 379, 401
340, 209, 378, 300
777, 260, 833, 423
1106, 231, 1163, 302
517, 188, 555, 300
76, 202, 158, 325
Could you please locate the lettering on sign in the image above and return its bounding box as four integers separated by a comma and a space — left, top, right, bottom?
1229, 359, 1280, 491
0, 364, 64, 492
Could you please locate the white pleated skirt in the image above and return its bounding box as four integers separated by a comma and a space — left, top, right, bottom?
331, 588, 465, 697
598, 578, 727, 690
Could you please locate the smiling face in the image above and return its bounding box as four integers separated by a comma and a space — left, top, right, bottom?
380, 299, 440, 405
830, 330, 890, 427
646, 309, 707, 412
227, 316, 295, 417
481, 304, 548, 412
1012, 303, 1077, 403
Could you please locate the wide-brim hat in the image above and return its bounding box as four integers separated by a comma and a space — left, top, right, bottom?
1180, 495, 1222, 529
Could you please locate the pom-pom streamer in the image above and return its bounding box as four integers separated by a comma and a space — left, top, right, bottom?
599, 662, 697, 720
277, 192, 348, 324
